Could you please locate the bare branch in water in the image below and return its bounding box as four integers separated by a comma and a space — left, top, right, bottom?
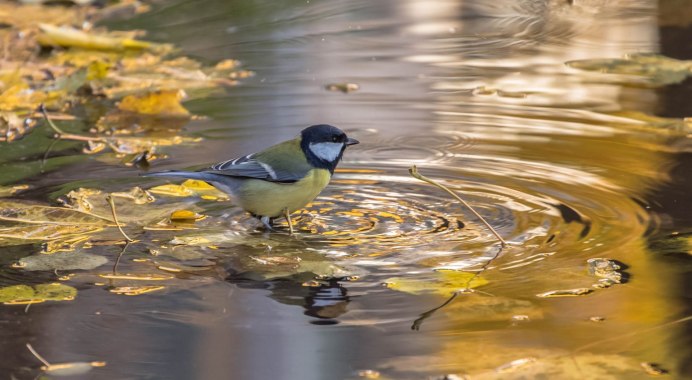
410, 244, 504, 330
40, 104, 106, 143
408, 165, 509, 330
409, 165, 507, 246
106, 195, 134, 242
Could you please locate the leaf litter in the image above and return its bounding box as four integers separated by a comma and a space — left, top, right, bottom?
0, 0, 251, 166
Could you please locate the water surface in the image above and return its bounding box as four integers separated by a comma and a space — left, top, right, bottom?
1, 0, 691, 379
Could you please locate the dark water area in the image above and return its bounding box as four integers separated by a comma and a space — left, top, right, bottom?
1, 0, 691, 379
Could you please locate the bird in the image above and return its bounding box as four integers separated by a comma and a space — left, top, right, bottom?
142, 124, 359, 233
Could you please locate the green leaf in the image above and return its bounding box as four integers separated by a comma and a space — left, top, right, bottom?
0, 283, 77, 304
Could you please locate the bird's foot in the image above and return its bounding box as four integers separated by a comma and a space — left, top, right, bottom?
260, 216, 276, 232
283, 208, 294, 235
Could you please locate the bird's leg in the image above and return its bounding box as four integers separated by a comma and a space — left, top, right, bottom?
260, 216, 275, 231
283, 207, 294, 235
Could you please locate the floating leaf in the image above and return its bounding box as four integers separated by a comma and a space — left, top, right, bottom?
384, 270, 489, 297
117, 89, 190, 117
0, 283, 77, 304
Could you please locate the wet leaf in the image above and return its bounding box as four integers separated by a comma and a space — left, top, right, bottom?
0, 283, 77, 304
384, 270, 489, 297
0, 224, 101, 247
535, 288, 593, 297
170, 210, 205, 222
496, 357, 538, 373
357, 369, 381, 378
471, 353, 649, 379
98, 273, 173, 281
0, 112, 36, 142
566, 54, 692, 85
109, 286, 165, 296
38, 23, 160, 52
43, 361, 106, 376
17, 251, 108, 271
0, 199, 112, 226
149, 179, 229, 200
640, 362, 668, 376
117, 89, 190, 117
59, 187, 199, 225
0, 285, 34, 303
0, 184, 29, 197
325, 83, 360, 93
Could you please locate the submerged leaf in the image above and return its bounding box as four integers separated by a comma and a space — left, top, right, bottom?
566, 54, 692, 85
384, 270, 489, 297
18, 251, 108, 271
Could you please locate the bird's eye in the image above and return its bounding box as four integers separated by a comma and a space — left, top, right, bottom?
332, 136, 338, 142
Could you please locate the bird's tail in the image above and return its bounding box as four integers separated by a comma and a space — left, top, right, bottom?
140, 170, 217, 181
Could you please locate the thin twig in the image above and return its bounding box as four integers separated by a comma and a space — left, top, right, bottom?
409, 165, 507, 246
40, 104, 106, 143
40, 137, 59, 174
26, 343, 51, 367
106, 195, 134, 242
112, 241, 131, 275
39, 104, 66, 135
411, 292, 458, 330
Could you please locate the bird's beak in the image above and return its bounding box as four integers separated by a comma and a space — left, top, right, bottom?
346, 137, 359, 146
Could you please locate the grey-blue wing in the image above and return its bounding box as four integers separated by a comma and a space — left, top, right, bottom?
205, 153, 309, 183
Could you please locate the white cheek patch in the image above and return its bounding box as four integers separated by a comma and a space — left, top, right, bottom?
309, 142, 344, 162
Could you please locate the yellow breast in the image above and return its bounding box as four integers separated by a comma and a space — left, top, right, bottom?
236, 169, 332, 217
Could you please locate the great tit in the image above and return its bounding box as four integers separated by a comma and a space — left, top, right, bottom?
143, 124, 359, 232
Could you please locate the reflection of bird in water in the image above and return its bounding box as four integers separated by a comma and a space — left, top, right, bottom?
226, 275, 351, 323
303, 280, 350, 322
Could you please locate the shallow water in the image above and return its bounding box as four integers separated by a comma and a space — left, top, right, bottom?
2, 0, 692, 379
